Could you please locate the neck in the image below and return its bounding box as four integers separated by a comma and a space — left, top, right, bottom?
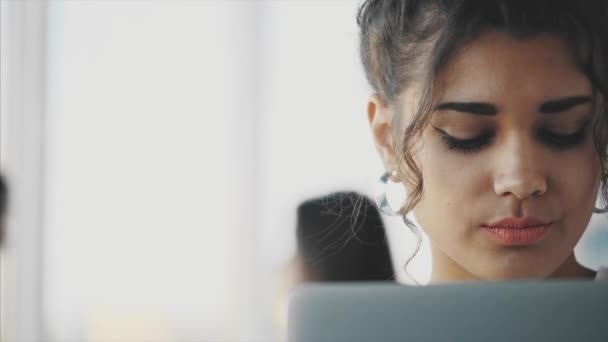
548, 253, 596, 279
429, 246, 478, 284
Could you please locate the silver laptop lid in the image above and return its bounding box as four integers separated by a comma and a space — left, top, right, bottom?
288, 281, 608, 342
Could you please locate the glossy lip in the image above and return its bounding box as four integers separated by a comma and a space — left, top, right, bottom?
481, 217, 552, 246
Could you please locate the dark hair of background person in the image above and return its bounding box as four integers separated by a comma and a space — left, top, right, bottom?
0, 174, 7, 245
357, 0, 608, 224
296, 192, 395, 282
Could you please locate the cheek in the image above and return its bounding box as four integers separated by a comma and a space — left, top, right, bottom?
550, 146, 601, 214
412, 140, 486, 234
419, 136, 487, 197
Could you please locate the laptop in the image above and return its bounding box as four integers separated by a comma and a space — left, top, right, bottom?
288, 281, 608, 342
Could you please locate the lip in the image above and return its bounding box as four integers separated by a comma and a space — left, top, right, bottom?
485, 217, 551, 228
481, 217, 552, 246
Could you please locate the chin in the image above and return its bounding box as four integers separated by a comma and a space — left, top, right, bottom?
475, 260, 558, 281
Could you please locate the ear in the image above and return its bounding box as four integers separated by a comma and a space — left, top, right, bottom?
367, 94, 399, 181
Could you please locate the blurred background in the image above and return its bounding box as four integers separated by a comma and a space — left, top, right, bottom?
0, 1, 605, 341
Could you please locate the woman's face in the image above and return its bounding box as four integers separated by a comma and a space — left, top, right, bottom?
370, 31, 602, 281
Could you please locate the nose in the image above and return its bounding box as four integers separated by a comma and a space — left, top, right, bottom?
493, 135, 548, 200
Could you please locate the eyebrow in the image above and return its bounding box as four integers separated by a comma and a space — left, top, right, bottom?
434, 102, 497, 116
434, 96, 592, 116
539, 96, 592, 113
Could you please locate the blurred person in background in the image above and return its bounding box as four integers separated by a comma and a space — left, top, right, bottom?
0, 174, 6, 246
0, 174, 7, 342
293, 191, 394, 282
275, 191, 395, 339
360, 0, 608, 283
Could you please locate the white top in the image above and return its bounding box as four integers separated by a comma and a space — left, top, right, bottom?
595, 266, 608, 281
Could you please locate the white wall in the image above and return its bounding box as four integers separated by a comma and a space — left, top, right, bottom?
38, 1, 401, 341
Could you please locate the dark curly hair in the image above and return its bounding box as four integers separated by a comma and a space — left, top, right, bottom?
358, 0, 608, 222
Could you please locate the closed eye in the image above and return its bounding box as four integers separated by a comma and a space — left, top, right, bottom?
537, 121, 590, 150
432, 126, 494, 153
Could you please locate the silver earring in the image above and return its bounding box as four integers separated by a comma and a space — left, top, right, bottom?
594, 176, 608, 213
374, 171, 402, 216
593, 206, 608, 214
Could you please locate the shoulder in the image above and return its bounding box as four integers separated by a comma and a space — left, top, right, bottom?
595, 266, 608, 281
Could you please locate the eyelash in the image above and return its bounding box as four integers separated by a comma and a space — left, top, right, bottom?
433, 123, 590, 154
437, 129, 494, 154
